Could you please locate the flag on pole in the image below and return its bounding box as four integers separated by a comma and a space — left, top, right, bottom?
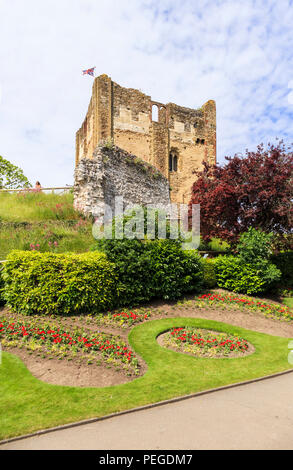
82, 67, 95, 77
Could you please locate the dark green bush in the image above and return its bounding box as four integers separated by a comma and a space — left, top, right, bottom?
201, 258, 217, 288
270, 251, 293, 288
3, 250, 117, 315
146, 240, 203, 300
92, 238, 154, 306
215, 256, 281, 294
92, 238, 203, 305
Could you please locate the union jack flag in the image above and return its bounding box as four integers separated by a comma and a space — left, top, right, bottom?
82, 67, 95, 77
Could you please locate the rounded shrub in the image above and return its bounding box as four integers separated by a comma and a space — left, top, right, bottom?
92, 238, 203, 306
215, 255, 281, 295
3, 250, 117, 315
146, 240, 203, 300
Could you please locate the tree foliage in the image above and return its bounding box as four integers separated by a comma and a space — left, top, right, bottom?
0, 155, 31, 189
237, 227, 274, 263
189, 141, 293, 245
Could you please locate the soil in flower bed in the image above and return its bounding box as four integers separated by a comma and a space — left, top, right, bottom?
0, 310, 148, 387
157, 327, 255, 359
4, 347, 138, 388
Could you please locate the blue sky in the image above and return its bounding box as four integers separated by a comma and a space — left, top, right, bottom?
0, 0, 292, 186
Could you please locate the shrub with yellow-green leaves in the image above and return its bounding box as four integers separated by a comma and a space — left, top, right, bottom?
3, 250, 117, 315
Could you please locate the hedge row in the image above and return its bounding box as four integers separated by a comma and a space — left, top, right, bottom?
92, 238, 204, 306
2, 250, 117, 315
1, 246, 291, 316
2, 242, 204, 315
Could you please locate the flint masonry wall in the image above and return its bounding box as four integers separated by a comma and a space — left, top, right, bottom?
74, 145, 170, 219
75, 74, 216, 204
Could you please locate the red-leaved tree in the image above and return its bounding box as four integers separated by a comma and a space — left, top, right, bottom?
188, 141, 293, 246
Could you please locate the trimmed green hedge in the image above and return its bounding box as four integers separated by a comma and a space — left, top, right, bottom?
2, 250, 117, 315
2, 242, 204, 315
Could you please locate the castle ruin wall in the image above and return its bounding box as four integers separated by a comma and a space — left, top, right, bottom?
74, 146, 170, 220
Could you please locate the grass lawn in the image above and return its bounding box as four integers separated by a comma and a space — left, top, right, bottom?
1, 316, 292, 440
283, 298, 293, 309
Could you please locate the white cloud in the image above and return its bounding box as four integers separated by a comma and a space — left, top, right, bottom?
0, 0, 292, 186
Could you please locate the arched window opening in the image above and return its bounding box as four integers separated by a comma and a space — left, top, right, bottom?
173, 155, 178, 172
169, 150, 178, 172
152, 105, 159, 122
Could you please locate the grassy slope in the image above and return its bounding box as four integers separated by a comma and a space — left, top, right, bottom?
1, 317, 292, 440
0, 192, 230, 259
0, 192, 94, 259
0, 192, 78, 222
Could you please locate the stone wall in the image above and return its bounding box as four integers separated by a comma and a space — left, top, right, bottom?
74, 145, 170, 219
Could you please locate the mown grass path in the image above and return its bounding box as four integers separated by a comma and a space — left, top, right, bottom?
1, 317, 292, 440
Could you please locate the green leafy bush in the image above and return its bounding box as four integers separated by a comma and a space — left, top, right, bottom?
237, 227, 273, 263
270, 251, 293, 288
3, 250, 117, 315
201, 258, 217, 288
92, 239, 203, 305
93, 238, 153, 306
215, 256, 281, 294
147, 240, 203, 300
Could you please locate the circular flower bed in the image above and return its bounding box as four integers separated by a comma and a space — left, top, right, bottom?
159, 327, 253, 358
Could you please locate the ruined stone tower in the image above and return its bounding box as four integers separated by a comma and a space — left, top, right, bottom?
75, 74, 216, 204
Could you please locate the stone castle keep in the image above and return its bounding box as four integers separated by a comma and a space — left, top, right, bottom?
74, 74, 216, 217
